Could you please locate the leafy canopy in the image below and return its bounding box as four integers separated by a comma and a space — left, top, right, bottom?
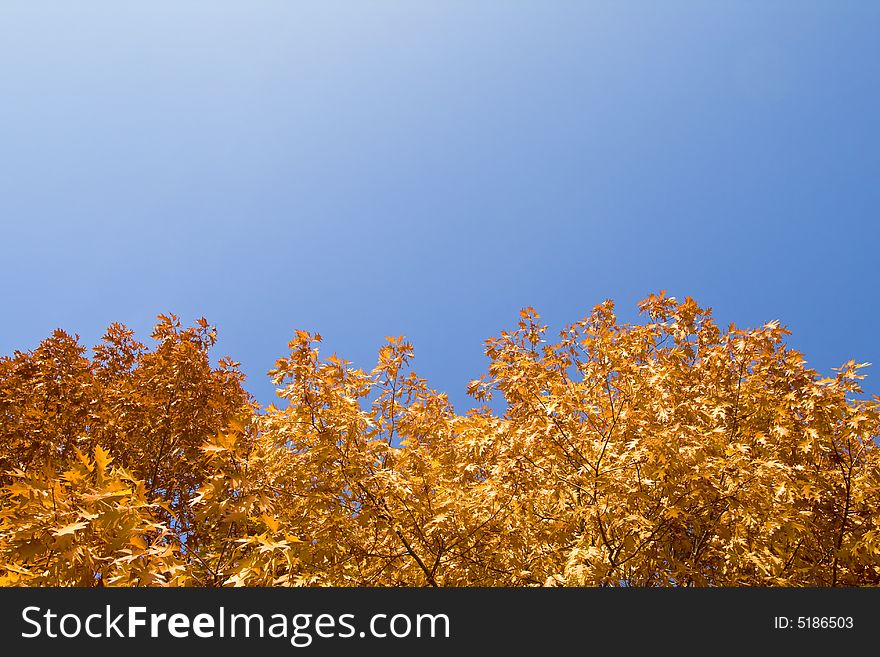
1, 294, 878, 586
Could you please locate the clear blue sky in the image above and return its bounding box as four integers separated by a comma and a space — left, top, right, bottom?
1, 1, 877, 409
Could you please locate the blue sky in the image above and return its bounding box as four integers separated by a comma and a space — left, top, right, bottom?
1, 1, 877, 409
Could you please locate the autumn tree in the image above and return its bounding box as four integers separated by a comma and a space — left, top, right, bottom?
468, 293, 880, 585
2, 295, 878, 586
0, 315, 251, 585
194, 331, 515, 586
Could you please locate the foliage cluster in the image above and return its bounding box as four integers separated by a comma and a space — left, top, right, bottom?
2, 295, 878, 586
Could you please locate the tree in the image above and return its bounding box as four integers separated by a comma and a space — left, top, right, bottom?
0, 315, 251, 585
1, 294, 878, 586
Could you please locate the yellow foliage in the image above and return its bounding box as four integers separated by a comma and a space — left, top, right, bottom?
2, 296, 879, 587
